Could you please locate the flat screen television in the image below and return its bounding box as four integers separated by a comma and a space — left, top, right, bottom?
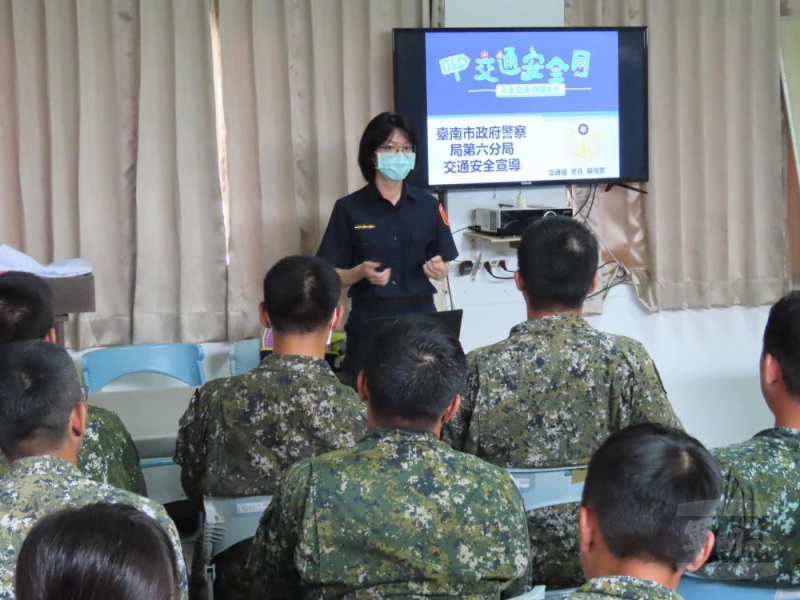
393, 28, 649, 190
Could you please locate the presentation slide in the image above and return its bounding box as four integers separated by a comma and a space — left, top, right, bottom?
425, 30, 620, 186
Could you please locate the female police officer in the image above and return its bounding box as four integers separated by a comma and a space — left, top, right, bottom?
317, 112, 458, 377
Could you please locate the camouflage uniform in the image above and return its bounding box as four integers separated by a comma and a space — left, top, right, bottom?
698, 427, 800, 584
563, 576, 681, 599
0, 455, 187, 600
247, 427, 532, 599
174, 353, 366, 600
443, 315, 682, 589
0, 405, 146, 495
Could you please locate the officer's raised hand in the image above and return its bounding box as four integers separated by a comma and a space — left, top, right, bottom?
362, 261, 392, 286
423, 256, 448, 281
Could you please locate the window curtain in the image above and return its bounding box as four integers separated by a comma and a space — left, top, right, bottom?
217, 0, 430, 341
566, 0, 789, 310
0, 0, 227, 348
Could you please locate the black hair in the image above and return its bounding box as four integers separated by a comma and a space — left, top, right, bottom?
357, 112, 418, 182
0, 271, 55, 344
517, 216, 599, 311
362, 317, 467, 425
262, 255, 341, 335
0, 341, 82, 461
15, 502, 178, 600
582, 423, 722, 569
763, 291, 800, 397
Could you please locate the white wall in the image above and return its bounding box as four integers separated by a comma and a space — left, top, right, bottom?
441, 0, 775, 450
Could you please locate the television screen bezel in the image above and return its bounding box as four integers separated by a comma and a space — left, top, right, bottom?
393, 26, 650, 191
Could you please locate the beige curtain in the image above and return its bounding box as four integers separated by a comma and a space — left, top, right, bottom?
783, 0, 800, 16
218, 0, 429, 340
0, 0, 226, 348
567, 0, 789, 309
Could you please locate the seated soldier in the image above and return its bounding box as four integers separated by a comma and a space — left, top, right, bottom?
0, 271, 145, 495
444, 216, 683, 589
0, 341, 188, 599
247, 317, 532, 599
570, 423, 721, 600
174, 255, 366, 600
698, 292, 800, 584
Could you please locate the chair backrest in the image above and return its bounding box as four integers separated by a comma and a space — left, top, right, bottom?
544, 587, 577, 598
507, 466, 588, 512
229, 338, 262, 376
678, 573, 797, 600
82, 343, 206, 393
202, 495, 272, 562
509, 585, 546, 600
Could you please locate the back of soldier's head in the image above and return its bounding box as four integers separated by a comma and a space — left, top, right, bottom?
0, 271, 55, 343
517, 216, 599, 311
262, 256, 341, 334
582, 423, 721, 571
16, 503, 179, 600
763, 291, 800, 399
362, 317, 467, 427
0, 341, 82, 461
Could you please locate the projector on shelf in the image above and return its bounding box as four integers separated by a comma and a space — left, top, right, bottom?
473, 207, 573, 237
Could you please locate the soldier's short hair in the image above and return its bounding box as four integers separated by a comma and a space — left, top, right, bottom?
362, 317, 466, 424
0, 271, 55, 344
582, 423, 722, 568
16, 503, 178, 600
263, 256, 342, 334
763, 291, 800, 398
517, 216, 599, 311
0, 341, 83, 461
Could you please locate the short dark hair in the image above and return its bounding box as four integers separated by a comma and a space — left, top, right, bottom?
362, 317, 467, 424
517, 216, 599, 311
0, 271, 55, 343
262, 255, 341, 334
0, 341, 82, 461
582, 423, 722, 569
357, 112, 418, 182
15, 503, 178, 600
763, 291, 800, 397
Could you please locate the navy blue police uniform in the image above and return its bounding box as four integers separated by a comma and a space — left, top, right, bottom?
317, 182, 458, 375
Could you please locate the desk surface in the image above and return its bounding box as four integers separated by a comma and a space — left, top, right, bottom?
89, 387, 193, 459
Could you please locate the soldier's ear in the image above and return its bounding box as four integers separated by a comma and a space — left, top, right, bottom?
762, 352, 781, 389
69, 402, 88, 440
357, 371, 369, 403
514, 270, 525, 292
578, 506, 595, 554
259, 302, 271, 329
683, 531, 716, 574
441, 394, 461, 425
333, 304, 345, 331
588, 273, 599, 295
44, 327, 58, 344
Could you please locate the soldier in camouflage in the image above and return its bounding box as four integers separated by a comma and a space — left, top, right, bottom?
698, 292, 800, 585
247, 317, 532, 599
564, 424, 721, 600
443, 217, 682, 590
0, 341, 188, 600
0, 271, 145, 495
174, 256, 366, 600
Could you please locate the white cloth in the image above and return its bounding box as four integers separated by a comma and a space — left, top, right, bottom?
0, 245, 92, 278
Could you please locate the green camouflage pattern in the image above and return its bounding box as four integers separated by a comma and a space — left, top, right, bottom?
443, 315, 682, 588
0, 456, 187, 599
247, 427, 533, 599
0, 405, 146, 495
698, 427, 800, 584
174, 353, 366, 600
562, 576, 681, 599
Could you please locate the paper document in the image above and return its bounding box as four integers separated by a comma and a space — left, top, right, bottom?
0, 245, 92, 278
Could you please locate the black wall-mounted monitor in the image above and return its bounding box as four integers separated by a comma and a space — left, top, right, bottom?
393, 27, 649, 190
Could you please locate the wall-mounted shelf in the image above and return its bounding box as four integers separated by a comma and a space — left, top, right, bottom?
464, 230, 521, 244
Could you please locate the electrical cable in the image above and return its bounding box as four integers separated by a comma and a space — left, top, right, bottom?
483, 262, 514, 280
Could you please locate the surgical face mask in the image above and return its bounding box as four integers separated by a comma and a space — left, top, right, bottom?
376, 152, 416, 182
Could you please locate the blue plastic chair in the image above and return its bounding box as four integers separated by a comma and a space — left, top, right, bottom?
510, 586, 546, 599
82, 343, 206, 393
678, 572, 795, 600
229, 339, 262, 376
507, 466, 588, 512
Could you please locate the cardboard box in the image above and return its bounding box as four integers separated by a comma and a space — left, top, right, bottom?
44, 274, 96, 315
